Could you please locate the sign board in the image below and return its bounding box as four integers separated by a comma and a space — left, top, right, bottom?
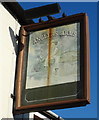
14, 13, 90, 114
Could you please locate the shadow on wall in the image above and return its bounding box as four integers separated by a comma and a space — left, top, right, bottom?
9, 27, 29, 119
9, 27, 18, 55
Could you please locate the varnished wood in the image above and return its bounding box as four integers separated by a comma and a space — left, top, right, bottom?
23, 13, 85, 31
15, 27, 28, 107
83, 15, 90, 102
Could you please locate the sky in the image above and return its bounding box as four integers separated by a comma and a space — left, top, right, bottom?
19, 2, 97, 119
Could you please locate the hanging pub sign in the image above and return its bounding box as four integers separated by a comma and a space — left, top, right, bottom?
14, 13, 90, 114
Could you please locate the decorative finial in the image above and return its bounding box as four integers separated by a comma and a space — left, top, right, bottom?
62, 13, 67, 17
32, 20, 35, 23
47, 15, 55, 20
39, 18, 44, 23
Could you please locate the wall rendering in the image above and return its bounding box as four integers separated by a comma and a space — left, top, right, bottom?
0, 3, 20, 118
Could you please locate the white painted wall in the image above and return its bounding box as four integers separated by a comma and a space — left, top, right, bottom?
30, 112, 48, 119
0, 4, 59, 120
0, 4, 48, 119
0, 3, 20, 119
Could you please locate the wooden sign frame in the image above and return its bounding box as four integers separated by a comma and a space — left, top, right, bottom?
14, 13, 90, 114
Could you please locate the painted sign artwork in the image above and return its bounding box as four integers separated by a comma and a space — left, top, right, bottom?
26, 22, 80, 89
